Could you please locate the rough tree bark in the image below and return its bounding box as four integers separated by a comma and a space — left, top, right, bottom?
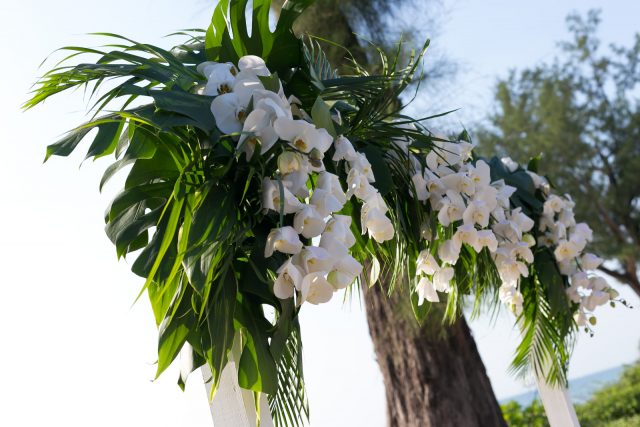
364, 284, 506, 427
272, 1, 507, 425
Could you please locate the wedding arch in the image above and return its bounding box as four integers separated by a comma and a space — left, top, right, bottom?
26, 1, 622, 425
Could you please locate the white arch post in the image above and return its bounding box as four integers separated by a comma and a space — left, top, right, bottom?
201, 339, 274, 427
536, 376, 581, 427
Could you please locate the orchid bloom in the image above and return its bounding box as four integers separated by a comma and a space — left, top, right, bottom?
333, 135, 358, 162
293, 205, 326, 239
210, 92, 246, 134
299, 272, 334, 305
274, 259, 303, 299
198, 61, 237, 95
293, 246, 334, 274
273, 118, 333, 153
265, 227, 303, 257
417, 276, 439, 304
262, 178, 304, 214
416, 250, 439, 276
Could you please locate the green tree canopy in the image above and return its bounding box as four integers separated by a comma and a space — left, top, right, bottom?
477, 10, 640, 294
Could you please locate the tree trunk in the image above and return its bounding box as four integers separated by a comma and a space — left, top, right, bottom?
364, 283, 507, 427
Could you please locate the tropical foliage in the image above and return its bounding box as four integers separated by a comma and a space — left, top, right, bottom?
25, 0, 622, 425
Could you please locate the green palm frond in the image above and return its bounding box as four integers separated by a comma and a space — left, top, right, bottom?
511, 272, 575, 386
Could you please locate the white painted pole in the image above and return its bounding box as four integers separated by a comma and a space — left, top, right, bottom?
200, 339, 274, 427
511, 310, 581, 426
536, 377, 581, 427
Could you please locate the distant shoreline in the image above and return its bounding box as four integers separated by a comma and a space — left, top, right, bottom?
501, 365, 625, 406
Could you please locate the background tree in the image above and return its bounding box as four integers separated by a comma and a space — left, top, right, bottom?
477, 10, 640, 294
273, 1, 506, 426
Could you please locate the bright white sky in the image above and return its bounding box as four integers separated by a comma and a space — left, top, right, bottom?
1, 1, 639, 426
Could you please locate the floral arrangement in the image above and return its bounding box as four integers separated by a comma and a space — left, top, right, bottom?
25, 0, 622, 424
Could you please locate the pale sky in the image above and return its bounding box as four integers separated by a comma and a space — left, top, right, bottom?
1, 1, 639, 426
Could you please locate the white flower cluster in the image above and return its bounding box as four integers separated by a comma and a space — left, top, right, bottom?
412, 147, 536, 312
200, 55, 395, 306
528, 172, 618, 326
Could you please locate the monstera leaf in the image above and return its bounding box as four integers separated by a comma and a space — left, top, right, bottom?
205, 0, 314, 72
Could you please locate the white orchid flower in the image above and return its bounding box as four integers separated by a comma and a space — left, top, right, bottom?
492, 180, 517, 209
333, 135, 358, 162
496, 257, 529, 284
581, 253, 603, 270
231, 72, 266, 106
293, 205, 326, 239
411, 172, 430, 201
198, 61, 237, 95
469, 160, 491, 188
416, 250, 439, 276
453, 224, 479, 250
571, 271, 590, 288
571, 223, 593, 243
492, 220, 522, 243
437, 190, 465, 227
584, 291, 610, 311
441, 172, 474, 196
237, 109, 278, 158
588, 276, 608, 292
273, 118, 333, 153
317, 172, 347, 205
566, 282, 582, 303
252, 89, 291, 117
349, 153, 375, 182
238, 55, 271, 76
310, 188, 343, 217
237, 91, 292, 158
321, 215, 356, 248
476, 229, 499, 253
262, 178, 303, 214
416, 276, 439, 304
293, 246, 335, 274
210, 92, 246, 134
362, 206, 394, 242
282, 171, 310, 199
198, 61, 238, 78
438, 239, 461, 265
553, 222, 568, 242
558, 259, 578, 276
426, 149, 442, 171
346, 169, 375, 200
538, 213, 556, 233
558, 208, 576, 228
574, 309, 588, 326
509, 241, 534, 263
362, 191, 389, 213
424, 170, 446, 196
433, 266, 454, 292
299, 272, 334, 305
554, 239, 580, 262
265, 226, 303, 257
509, 208, 534, 233
327, 255, 363, 290
278, 151, 305, 175
499, 285, 523, 312
274, 259, 304, 299
543, 195, 565, 216
473, 185, 499, 212
462, 200, 491, 228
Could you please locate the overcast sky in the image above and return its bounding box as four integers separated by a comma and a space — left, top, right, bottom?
1, 1, 639, 426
